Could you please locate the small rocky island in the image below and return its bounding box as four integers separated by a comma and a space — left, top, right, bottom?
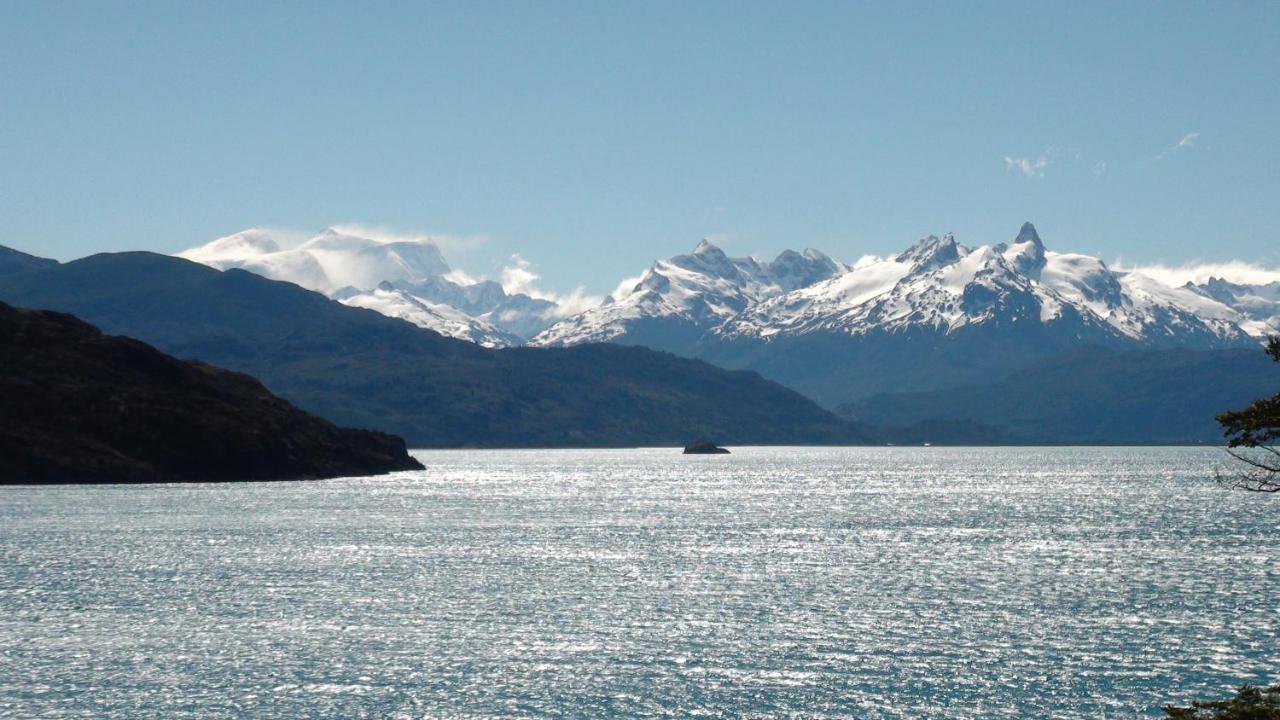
683, 439, 730, 454
0, 302, 424, 483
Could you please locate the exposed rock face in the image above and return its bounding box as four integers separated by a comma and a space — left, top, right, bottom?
0, 302, 423, 483
683, 439, 730, 454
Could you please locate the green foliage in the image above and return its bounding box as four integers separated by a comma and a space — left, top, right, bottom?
1215, 335, 1280, 491
1165, 685, 1280, 719
1217, 336, 1280, 448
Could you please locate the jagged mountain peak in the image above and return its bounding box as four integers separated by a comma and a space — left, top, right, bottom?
774, 247, 838, 265
184, 222, 1274, 356
531, 238, 848, 348
693, 238, 723, 256
675, 238, 748, 282
896, 233, 962, 271
1002, 222, 1047, 277
769, 247, 848, 292
713, 224, 1256, 349
1016, 222, 1043, 246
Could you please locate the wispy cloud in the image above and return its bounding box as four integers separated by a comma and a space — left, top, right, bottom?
1114, 258, 1280, 287
1004, 155, 1048, 178
1155, 131, 1199, 160
442, 268, 481, 285
500, 254, 603, 318
608, 272, 646, 302
1006, 145, 1113, 179
248, 226, 312, 250
329, 223, 489, 257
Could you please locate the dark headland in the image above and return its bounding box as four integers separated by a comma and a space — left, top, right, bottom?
0, 302, 423, 484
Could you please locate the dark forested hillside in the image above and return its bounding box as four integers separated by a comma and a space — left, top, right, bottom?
0, 251, 864, 446
0, 302, 422, 483
842, 346, 1278, 443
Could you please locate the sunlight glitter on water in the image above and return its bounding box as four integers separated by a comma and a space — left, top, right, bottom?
0, 447, 1276, 718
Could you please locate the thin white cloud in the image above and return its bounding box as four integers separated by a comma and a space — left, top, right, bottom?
1114, 259, 1280, 287
191, 224, 606, 318
250, 226, 313, 250
545, 287, 604, 318
500, 254, 604, 317
1004, 156, 1048, 178
1091, 161, 1107, 177
1155, 131, 1199, 160
328, 223, 489, 257
443, 268, 481, 285
608, 272, 646, 302
499, 254, 541, 296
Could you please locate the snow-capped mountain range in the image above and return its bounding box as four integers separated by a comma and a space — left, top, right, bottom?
538, 222, 1278, 406
179, 228, 557, 347
532, 223, 1275, 350
178, 223, 1279, 404
531, 240, 850, 347
712, 223, 1261, 346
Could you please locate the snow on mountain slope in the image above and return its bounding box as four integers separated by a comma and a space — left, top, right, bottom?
182, 228, 281, 260
179, 228, 562, 343
179, 228, 449, 294
715, 223, 1255, 347
337, 283, 520, 348
531, 240, 846, 346
720, 231, 1089, 339
1187, 277, 1280, 336
1111, 271, 1249, 344
182, 223, 1276, 353
387, 277, 559, 339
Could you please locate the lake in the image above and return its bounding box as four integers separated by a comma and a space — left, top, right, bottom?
1, 447, 1276, 718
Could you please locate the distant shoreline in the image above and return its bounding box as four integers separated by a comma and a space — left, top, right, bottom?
406, 442, 1227, 450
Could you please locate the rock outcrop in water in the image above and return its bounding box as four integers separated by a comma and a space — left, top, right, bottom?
683, 439, 730, 454
0, 302, 424, 483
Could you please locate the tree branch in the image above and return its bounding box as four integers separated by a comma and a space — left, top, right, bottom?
1218, 447, 1280, 492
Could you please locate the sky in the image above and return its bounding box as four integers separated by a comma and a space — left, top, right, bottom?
1, 1, 1278, 296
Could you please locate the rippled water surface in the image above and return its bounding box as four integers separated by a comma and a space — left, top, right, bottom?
2, 447, 1278, 718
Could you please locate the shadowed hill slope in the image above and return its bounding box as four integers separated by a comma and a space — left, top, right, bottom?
0, 251, 865, 446
841, 346, 1278, 443
0, 301, 423, 483
0, 245, 57, 275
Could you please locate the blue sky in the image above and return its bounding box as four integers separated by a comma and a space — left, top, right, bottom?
1, 1, 1277, 295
